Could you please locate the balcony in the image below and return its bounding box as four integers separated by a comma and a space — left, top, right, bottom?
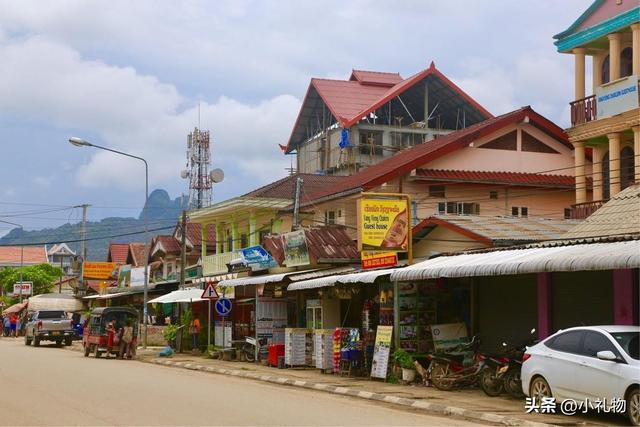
202, 252, 236, 276
570, 199, 606, 220
570, 95, 597, 126
570, 76, 639, 127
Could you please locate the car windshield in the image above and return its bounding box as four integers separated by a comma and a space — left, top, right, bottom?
608, 331, 639, 360
37, 311, 66, 319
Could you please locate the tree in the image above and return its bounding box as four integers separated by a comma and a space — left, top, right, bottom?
0, 263, 64, 301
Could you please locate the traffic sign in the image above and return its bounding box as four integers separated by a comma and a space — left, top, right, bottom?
201, 283, 219, 300
215, 298, 232, 317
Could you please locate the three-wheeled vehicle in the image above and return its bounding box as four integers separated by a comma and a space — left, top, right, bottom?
83, 307, 139, 359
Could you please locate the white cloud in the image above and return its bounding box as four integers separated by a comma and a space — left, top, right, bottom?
32, 176, 51, 189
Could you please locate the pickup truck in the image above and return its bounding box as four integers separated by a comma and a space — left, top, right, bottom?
25, 310, 75, 347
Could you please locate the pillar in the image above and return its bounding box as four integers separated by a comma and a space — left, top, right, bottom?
574, 48, 586, 100
631, 24, 640, 77
249, 214, 257, 246
215, 223, 223, 254
593, 53, 603, 92
574, 141, 587, 204
613, 269, 637, 325
537, 273, 552, 339
634, 126, 640, 185
592, 145, 605, 201
608, 132, 621, 197
608, 33, 621, 81
231, 222, 239, 251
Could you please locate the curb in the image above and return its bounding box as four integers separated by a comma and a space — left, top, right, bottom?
146, 358, 552, 427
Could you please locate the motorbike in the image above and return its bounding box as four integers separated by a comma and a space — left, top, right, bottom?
242, 336, 268, 362
478, 352, 509, 396
427, 335, 484, 391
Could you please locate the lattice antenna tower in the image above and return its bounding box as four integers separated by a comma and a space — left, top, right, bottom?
181, 127, 212, 209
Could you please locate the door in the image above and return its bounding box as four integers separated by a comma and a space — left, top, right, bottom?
573, 331, 624, 400
306, 307, 322, 329
542, 330, 585, 399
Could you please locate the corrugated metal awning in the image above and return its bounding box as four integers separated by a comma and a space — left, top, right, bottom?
147, 288, 205, 304
389, 240, 640, 281
217, 269, 319, 288
82, 291, 135, 300
287, 268, 396, 291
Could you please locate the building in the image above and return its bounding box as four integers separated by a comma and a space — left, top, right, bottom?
46, 243, 76, 274
0, 246, 48, 268
553, 0, 639, 216
285, 63, 492, 176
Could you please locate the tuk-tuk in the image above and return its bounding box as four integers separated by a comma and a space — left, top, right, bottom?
83, 307, 139, 359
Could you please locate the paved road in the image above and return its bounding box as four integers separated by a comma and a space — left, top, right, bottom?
0, 339, 479, 426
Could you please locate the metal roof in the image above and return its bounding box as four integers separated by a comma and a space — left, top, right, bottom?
414, 169, 577, 188
147, 288, 205, 304
287, 268, 396, 291
389, 240, 640, 281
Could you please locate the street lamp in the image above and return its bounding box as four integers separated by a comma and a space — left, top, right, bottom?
69, 137, 150, 348
0, 220, 24, 303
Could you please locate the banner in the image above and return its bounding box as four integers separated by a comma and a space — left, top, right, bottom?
283, 230, 310, 267
361, 251, 398, 270
595, 75, 638, 119
239, 245, 278, 271
83, 262, 118, 279
370, 325, 393, 379
116, 264, 132, 287
12, 282, 33, 297
360, 197, 409, 251
130, 266, 147, 286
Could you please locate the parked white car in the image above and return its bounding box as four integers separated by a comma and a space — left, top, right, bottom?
522, 325, 639, 425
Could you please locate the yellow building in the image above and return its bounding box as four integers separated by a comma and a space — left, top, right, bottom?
554, 0, 639, 216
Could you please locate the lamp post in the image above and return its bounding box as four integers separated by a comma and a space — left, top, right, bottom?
69, 137, 150, 348
0, 220, 24, 302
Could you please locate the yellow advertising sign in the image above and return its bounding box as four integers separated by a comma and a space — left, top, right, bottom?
359, 197, 409, 251
83, 262, 118, 279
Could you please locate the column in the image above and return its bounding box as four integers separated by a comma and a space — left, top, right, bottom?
574, 141, 587, 204
231, 222, 239, 251
592, 54, 603, 92
537, 273, 552, 339
613, 269, 637, 325
248, 213, 257, 246
592, 145, 605, 201
608, 33, 621, 81
608, 132, 621, 197
634, 126, 640, 185
574, 48, 586, 100
632, 23, 640, 77
215, 223, 223, 254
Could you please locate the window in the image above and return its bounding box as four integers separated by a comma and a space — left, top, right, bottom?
227, 232, 232, 252
520, 207, 528, 218
511, 207, 519, 217
581, 331, 619, 358
564, 208, 572, 219
438, 202, 479, 215
429, 185, 445, 198
240, 234, 248, 249
411, 200, 418, 226
489, 191, 498, 200
545, 330, 584, 354
359, 131, 383, 156
324, 210, 336, 225
601, 55, 610, 84
609, 332, 639, 360
621, 47, 633, 78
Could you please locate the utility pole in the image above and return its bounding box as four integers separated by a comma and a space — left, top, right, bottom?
79, 204, 90, 294
180, 210, 187, 289
292, 177, 303, 230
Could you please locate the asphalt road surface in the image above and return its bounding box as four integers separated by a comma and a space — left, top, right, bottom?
0, 338, 480, 426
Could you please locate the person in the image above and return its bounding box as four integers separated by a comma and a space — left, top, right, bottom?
9, 314, 17, 337
15, 316, 21, 337
189, 315, 201, 351
2, 316, 9, 337
119, 319, 134, 359
381, 209, 408, 250
105, 319, 117, 358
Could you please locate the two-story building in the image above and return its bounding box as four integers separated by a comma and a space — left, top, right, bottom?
553, 0, 639, 217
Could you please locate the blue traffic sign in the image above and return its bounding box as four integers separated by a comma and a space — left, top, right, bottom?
215, 298, 232, 317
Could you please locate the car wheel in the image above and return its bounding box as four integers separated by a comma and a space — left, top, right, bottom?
64, 337, 72, 346
33, 336, 40, 347
628, 388, 640, 426
94, 345, 102, 358
529, 376, 552, 401
24, 335, 32, 346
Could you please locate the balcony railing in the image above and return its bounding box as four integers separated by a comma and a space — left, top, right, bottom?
202, 251, 237, 276
570, 94, 597, 126
570, 199, 606, 220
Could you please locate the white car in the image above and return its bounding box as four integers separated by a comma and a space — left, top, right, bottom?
522, 325, 639, 425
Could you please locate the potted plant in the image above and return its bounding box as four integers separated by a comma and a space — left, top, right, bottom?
393, 349, 416, 382
163, 324, 178, 349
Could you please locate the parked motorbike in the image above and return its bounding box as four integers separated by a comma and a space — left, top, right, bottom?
478, 352, 509, 396
427, 335, 484, 391
242, 336, 268, 362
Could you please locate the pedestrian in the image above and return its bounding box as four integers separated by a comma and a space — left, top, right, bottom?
119, 319, 134, 359
189, 315, 201, 352
105, 319, 116, 358
3, 316, 10, 337
9, 314, 17, 337
15, 316, 21, 337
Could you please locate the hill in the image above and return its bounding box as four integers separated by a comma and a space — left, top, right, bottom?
0, 189, 188, 260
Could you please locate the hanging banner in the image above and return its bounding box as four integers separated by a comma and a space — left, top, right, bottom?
595, 75, 638, 119
130, 266, 147, 286
283, 230, 310, 267
83, 262, 118, 279
116, 264, 132, 287
361, 251, 398, 270
359, 196, 409, 251
370, 325, 393, 379
239, 245, 278, 271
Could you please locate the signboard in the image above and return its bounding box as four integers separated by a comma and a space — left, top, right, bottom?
431, 322, 468, 351
370, 325, 393, 379
215, 283, 235, 300
215, 298, 232, 317
595, 75, 638, 119
12, 282, 33, 297
83, 262, 118, 279
239, 245, 278, 271
116, 264, 132, 287
283, 230, 310, 267
361, 251, 398, 270
201, 283, 219, 300
130, 266, 147, 286
359, 196, 410, 251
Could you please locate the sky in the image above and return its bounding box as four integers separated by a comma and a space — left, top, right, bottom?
0, 0, 590, 234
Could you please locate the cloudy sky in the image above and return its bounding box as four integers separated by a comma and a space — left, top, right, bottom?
0, 0, 589, 233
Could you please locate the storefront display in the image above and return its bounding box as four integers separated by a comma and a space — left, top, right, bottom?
214, 321, 232, 347
370, 325, 392, 379
257, 297, 287, 344
285, 328, 312, 366
397, 282, 437, 354
313, 329, 334, 370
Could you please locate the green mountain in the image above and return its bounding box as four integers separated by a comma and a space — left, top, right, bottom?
0, 189, 189, 261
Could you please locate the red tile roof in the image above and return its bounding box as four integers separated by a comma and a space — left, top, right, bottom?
107, 243, 129, 264
128, 243, 147, 267
285, 62, 493, 153
0, 246, 48, 265
262, 227, 360, 266
300, 106, 570, 207
414, 169, 576, 188
244, 174, 348, 199
174, 222, 216, 249
154, 235, 181, 255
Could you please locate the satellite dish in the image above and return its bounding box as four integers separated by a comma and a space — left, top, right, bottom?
210, 168, 224, 183
180, 170, 189, 179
